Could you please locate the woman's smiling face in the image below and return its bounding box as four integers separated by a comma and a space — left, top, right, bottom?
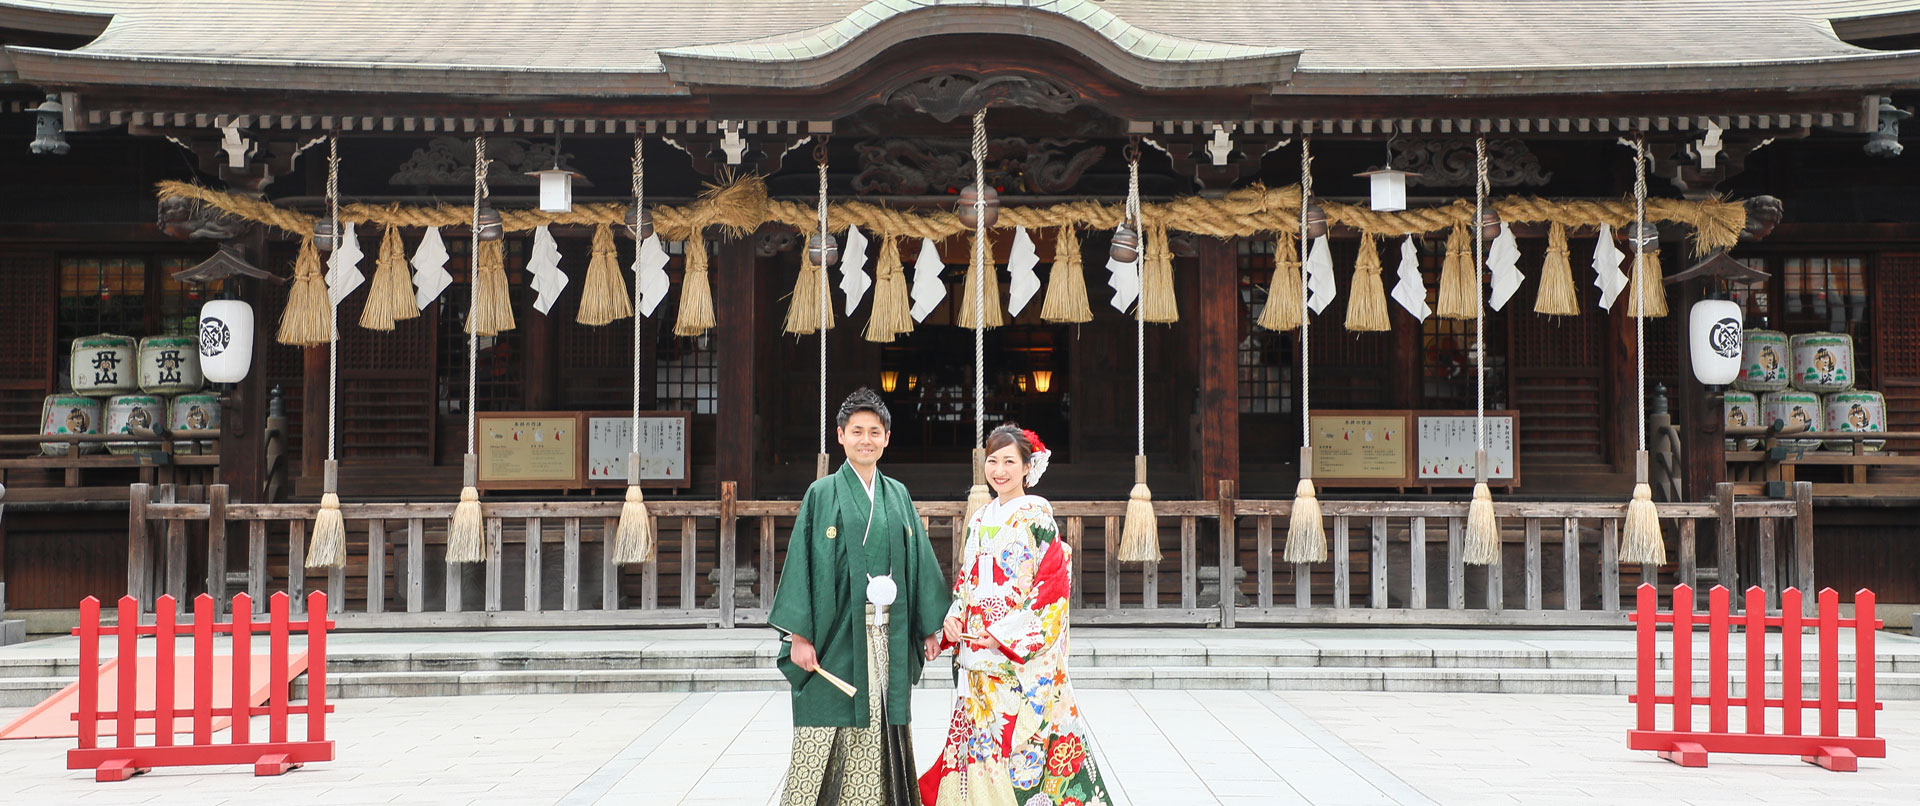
984, 443, 1028, 498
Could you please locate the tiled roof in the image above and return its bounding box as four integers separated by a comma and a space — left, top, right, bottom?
5, 0, 1920, 95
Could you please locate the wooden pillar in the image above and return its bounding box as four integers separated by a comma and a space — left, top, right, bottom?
1673, 280, 1725, 501
218, 230, 271, 502
1193, 238, 1240, 499
1608, 304, 1637, 474
715, 231, 759, 499
524, 293, 556, 411
301, 341, 325, 483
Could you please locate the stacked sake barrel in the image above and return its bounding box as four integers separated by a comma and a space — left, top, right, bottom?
46, 333, 217, 456
1730, 330, 1884, 452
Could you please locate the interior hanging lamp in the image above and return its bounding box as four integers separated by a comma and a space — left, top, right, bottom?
1464, 136, 1501, 567
308, 132, 347, 570
613, 133, 656, 564
1620, 134, 1667, 566
1116, 140, 1160, 564
1284, 136, 1327, 565
448, 136, 494, 564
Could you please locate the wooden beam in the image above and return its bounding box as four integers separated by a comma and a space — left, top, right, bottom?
715, 231, 759, 498
1192, 237, 1239, 499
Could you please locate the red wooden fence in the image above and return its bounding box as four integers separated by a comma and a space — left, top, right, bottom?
1629, 584, 1885, 770
69, 591, 334, 782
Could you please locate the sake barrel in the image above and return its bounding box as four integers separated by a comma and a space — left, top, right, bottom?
137, 335, 202, 395
1723, 390, 1759, 451
1762, 390, 1823, 451
168, 392, 221, 456
38, 394, 102, 456
69, 334, 137, 397
105, 394, 165, 455
1734, 330, 1789, 392
1823, 390, 1886, 453
1791, 332, 1856, 392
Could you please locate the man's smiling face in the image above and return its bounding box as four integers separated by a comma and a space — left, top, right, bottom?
837, 410, 890, 472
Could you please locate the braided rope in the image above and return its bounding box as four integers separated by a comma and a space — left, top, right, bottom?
1475, 137, 1488, 454
818, 150, 830, 459
641, 135, 656, 456
974, 109, 988, 450
327, 134, 340, 466
1129, 146, 1144, 458
1634, 135, 1648, 453
1299, 137, 1312, 450
468, 136, 488, 456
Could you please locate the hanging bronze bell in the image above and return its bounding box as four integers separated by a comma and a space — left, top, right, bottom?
475, 207, 505, 242
957, 184, 999, 229
807, 232, 840, 268
312, 219, 338, 253
1621, 220, 1660, 253
623, 206, 654, 240
1109, 225, 1140, 263
1478, 208, 1503, 242
1303, 201, 1328, 240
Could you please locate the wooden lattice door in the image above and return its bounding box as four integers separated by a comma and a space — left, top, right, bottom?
1875, 253, 1920, 452
1509, 264, 1610, 467
0, 253, 56, 435
336, 292, 437, 463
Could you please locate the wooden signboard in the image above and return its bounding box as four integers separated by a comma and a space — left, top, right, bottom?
476, 412, 583, 490
1308, 411, 1413, 487
584, 411, 692, 489
1415, 410, 1521, 488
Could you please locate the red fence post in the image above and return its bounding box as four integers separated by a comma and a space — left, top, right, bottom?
1856, 589, 1877, 741
307, 591, 328, 742
1745, 587, 1765, 734
1782, 588, 1803, 736
1673, 584, 1694, 733
115, 596, 137, 750
231, 593, 252, 746
192, 594, 213, 747
1817, 588, 1840, 738
269, 592, 289, 745
75, 597, 99, 752
154, 595, 176, 748
1634, 584, 1656, 733
1708, 586, 1730, 734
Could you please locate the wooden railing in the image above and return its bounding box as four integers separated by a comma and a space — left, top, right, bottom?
125, 480, 1815, 629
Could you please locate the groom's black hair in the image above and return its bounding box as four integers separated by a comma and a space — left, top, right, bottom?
836, 387, 892, 431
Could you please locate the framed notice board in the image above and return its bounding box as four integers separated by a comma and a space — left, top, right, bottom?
1308, 410, 1413, 487
476, 412, 583, 490
1415, 410, 1520, 488
583, 411, 692, 489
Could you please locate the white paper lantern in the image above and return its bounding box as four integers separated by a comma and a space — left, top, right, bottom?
528, 169, 580, 213
1356, 168, 1416, 212
197, 300, 254, 384
1689, 299, 1742, 385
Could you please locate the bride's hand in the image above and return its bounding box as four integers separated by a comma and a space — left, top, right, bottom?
942, 616, 964, 643
971, 633, 1002, 652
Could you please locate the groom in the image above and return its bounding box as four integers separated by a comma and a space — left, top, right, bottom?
770, 387, 949, 806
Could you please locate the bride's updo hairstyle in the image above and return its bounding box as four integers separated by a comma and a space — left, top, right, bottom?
985, 423, 1033, 464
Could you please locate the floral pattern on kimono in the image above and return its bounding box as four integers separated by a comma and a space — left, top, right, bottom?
919, 496, 1109, 806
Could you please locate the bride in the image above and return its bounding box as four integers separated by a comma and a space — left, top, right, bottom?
920, 425, 1110, 806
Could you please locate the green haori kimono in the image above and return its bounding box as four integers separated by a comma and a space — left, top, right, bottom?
770, 463, 950, 728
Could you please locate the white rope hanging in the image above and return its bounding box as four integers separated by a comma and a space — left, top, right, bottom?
818, 145, 831, 473
973, 108, 988, 451
1475, 137, 1488, 459
468, 136, 488, 459
1633, 136, 1649, 453
631, 135, 644, 461
326, 134, 340, 469
1299, 137, 1312, 457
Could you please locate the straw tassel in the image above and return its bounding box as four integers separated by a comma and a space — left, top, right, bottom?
577, 223, 634, 326
612, 453, 656, 564
1284, 447, 1327, 563
674, 232, 716, 337
1436, 225, 1476, 320
958, 231, 1005, 329
359, 225, 420, 331
1532, 222, 1579, 316
276, 237, 331, 346
1117, 455, 1160, 562
307, 460, 346, 569
1627, 248, 1669, 318
467, 239, 515, 336
1344, 235, 1389, 332
1040, 225, 1092, 324
1464, 451, 1501, 565
1619, 450, 1666, 565
864, 236, 912, 342
1256, 233, 1302, 332
447, 456, 486, 563
782, 247, 833, 335
1140, 223, 1178, 323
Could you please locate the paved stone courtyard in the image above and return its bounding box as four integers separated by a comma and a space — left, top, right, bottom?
3, 687, 1917, 805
